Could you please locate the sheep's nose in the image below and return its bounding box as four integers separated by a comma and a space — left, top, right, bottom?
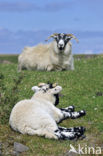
58, 39, 64, 49
59, 44, 64, 47
58, 40, 64, 46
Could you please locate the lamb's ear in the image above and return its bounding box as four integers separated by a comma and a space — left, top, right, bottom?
38, 83, 46, 87
31, 86, 40, 92
50, 86, 62, 94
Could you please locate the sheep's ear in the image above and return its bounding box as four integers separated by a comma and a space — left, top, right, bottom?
52, 83, 58, 88
38, 83, 46, 87
31, 86, 40, 92
50, 86, 62, 94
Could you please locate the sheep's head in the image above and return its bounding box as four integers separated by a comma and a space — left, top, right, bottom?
31, 82, 62, 105
45, 33, 78, 51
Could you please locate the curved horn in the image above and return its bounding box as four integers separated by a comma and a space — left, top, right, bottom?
66, 34, 79, 43
45, 33, 58, 42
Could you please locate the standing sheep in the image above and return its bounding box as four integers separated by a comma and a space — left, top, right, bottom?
18, 33, 78, 71
9, 83, 86, 140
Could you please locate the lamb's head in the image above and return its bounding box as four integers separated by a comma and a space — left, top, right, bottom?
47, 84, 62, 106
31, 82, 62, 105
46, 33, 78, 51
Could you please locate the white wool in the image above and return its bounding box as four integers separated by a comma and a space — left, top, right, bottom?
18, 40, 74, 71
9, 84, 86, 140
9, 85, 63, 139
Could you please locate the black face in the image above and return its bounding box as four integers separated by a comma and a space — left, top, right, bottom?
54, 94, 59, 106
39, 82, 60, 106
47, 82, 60, 106
54, 33, 71, 50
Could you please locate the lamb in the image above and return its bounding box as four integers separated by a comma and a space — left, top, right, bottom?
9, 83, 86, 140
18, 33, 78, 71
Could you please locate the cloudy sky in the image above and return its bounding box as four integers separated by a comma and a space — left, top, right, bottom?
0, 0, 103, 54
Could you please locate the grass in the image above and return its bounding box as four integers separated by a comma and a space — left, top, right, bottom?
0, 54, 18, 64
0, 54, 103, 155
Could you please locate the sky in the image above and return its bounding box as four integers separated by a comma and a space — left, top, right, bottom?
0, 0, 103, 54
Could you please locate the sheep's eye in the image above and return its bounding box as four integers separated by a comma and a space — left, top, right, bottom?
39, 85, 43, 88
54, 36, 59, 41
66, 37, 71, 41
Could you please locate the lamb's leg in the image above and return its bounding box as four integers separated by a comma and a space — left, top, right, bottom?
58, 110, 86, 123
22, 126, 85, 140
22, 126, 59, 139
58, 126, 85, 134
54, 129, 76, 140
56, 107, 86, 124
21, 127, 37, 135
60, 105, 75, 112
62, 110, 86, 119
54, 126, 85, 140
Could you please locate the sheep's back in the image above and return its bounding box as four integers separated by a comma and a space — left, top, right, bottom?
18, 44, 51, 70
9, 98, 57, 132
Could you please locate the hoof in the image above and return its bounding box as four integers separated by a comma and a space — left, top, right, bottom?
74, 126, 86, 133
79, 110, 86, 116
68, 105, 75, 112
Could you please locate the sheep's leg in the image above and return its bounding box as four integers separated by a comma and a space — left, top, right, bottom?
18, 64, 22, 72
54, 126, 85, 140
22, 126, 85, 140
47, 65, 54, 71
58, 126, 85, 134
54, 129, 76, 140
21, 127, 37, 135
71, 60, 74, 70
56, 108, 86, 124
61, 110, 86, 120
60, 105, 75, 112
22, 126, 58, 139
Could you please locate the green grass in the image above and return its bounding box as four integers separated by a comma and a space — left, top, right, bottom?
0, 54, 103, 155
0, 54, 18, 63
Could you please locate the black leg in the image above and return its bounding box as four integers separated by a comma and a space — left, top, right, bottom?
60, 105, 75, 112
54, 129, 77, 140
58, 126, 85, 133
70, 110, 86, 119
55, 126, 85, 140
62, 110, 86, 119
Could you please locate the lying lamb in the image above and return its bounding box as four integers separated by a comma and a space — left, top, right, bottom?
18, 33, 78, 71
9, 83, 86, 140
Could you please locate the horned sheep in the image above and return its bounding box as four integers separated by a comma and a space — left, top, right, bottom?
9, 83, 86, 140
18, 33, 78, 71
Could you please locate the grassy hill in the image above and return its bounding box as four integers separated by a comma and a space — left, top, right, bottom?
0, 54, 103, 155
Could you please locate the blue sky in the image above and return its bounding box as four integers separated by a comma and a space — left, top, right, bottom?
0, 0, 103, 54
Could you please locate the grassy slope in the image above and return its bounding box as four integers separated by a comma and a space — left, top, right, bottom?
0, 55, 103, 155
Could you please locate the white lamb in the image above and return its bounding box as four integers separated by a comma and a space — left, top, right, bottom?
18, 33, 78, 71
9, 83, 86, 140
